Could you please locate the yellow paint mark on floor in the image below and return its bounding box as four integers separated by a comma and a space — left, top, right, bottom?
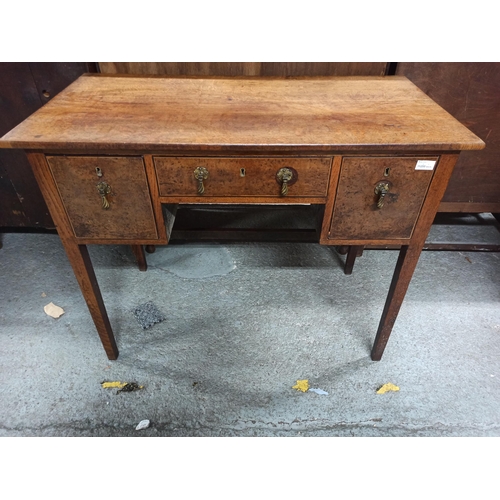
376, 383, 400, 394
292, 380, 309, 392
101, 381, 127, 389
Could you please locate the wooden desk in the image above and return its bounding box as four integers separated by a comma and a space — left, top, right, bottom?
0, 75, 484, 361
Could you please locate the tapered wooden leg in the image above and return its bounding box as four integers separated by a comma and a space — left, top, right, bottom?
369, 154, 460, 360
371, 245, 421, 360
131, 244, 147, 271
344, 245, 364, 275
64, 242, 119, 360
26, 152, 119, 360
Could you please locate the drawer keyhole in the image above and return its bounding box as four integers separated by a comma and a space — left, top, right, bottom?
240, 168, 246, 177
384, 167, 391, 177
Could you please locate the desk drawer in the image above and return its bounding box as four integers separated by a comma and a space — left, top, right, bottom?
154, 157, 332, 199
328, 156, 437, 241
47, 156, 158, 240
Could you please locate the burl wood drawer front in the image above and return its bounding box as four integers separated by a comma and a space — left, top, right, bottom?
154, 157, 332, 198
47, 156, 158, 240
328, 156, 437, 240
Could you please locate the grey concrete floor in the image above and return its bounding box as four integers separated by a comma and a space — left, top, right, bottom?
1, 216, 499, 437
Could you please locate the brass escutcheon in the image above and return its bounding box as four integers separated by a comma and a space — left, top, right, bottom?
96, 181, 112, 210
194, 166, 209, 195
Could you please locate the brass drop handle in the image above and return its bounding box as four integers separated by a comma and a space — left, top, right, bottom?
194, 166, 209, 195
96, 181, 112, 210
374, 182, 390, 209
276, 167, 294, 196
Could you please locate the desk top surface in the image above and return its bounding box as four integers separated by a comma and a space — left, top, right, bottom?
0, 75, 484, 152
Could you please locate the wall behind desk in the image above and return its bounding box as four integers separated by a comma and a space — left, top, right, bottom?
396, 63, 500, 213
97, 62, 389, 76
0, 63, 97, 230
100, 62, 500, 214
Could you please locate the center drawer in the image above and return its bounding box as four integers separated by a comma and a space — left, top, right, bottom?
154, 157, 332, 199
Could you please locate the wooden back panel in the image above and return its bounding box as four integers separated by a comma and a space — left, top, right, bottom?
396, 62, 500, 211
0, 62, 96, 229
98, 62, 389, 77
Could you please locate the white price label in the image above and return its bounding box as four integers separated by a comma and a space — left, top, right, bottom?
415, 160, 436, 171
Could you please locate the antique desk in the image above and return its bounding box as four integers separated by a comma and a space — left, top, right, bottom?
0, 75, 484, 361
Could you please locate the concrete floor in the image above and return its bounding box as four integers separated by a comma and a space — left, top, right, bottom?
1, 214, 499, 436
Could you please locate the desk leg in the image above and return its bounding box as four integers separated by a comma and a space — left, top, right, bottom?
131, 245, 147, 272
344, 245, 364, 275
63, 242, 119, 360
370, 153, 460, 360
26, 152, 119, 360
371, 245, 418, 360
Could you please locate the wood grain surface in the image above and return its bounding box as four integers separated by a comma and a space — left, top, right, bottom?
13, 75, 477, 361
154, 156, 331, 198
0, 75, 484, 152
26, 152, 118, 359
328, 156, 436, 240
396, 62, 500, 209
371, 154, 459, 360
0, 63, 51, 227
47, 156, 158, 240
98, 62, 389, 77
0, 63, 97, 229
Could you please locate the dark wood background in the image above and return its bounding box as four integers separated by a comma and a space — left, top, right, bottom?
0, 63, 97, 229
395, 63, 500, 213
97, 62, 389, 77
1, 62, 498, 230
